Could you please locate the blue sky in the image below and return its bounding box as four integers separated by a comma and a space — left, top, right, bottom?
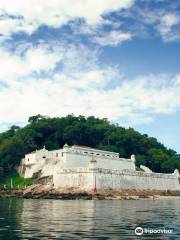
0, 0, 180, 152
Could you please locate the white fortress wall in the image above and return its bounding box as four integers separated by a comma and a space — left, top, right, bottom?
63, 145, 135, 171
41, 149, 64, 177
18, 152, 40, 178
96, 169, 180, 191
53, 168, 94, 190
18, 147, 64, 178
53, 168, 180, 191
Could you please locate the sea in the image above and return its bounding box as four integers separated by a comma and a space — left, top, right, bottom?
0, 198, 180, 239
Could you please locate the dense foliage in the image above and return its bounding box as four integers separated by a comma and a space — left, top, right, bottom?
0, 114, 179, 177
0, 173, 32, 189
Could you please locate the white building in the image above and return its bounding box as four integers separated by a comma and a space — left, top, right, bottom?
19, 144, 135, 178
18, 144, 180, 191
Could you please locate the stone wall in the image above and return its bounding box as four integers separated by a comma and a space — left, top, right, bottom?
34, 175, 53, 185
53, 168, 94, 190
18, 148, 64, 179
53, 168, 180, 191
64, 151, 135, 171
95, 169, 180, 191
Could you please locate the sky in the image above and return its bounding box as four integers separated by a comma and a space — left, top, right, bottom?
0, 0, 180, 152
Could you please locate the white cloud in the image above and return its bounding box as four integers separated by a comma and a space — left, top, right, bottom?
0, 0, 134, 37
1, 1, 180, 135
1, 51, 180, 127
0, 39, 180, 130
0, 45, 62, 82
25, 47, 62, 73
156, 13, 180, 42
117, 75, 180, 114
92, 30, 132, 46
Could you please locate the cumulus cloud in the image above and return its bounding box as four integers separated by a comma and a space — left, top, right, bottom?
0, 45, 62, 83
1, 0, 180, 130
0, 0, 134, 37
1, 73, 179, 124
1, 43, 180, 128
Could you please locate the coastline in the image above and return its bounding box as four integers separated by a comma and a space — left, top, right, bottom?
1, 185, 180, 200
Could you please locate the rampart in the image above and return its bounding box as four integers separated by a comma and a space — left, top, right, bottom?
53, 168, 180, 191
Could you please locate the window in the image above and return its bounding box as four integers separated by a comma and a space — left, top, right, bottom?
62, 152, 63, 157
56, 153, 58, 157
42, 156, 46, 159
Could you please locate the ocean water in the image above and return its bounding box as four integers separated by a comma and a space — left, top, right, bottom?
0, 198, 180, 239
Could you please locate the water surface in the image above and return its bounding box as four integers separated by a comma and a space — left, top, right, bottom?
0, 198, 180, 239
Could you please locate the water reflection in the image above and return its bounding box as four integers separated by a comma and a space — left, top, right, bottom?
0, 199, 180, 239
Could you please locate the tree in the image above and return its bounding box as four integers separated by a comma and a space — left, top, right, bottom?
0, 114, 179, 177
0, 167, 4, 178
28, 114, 47, 124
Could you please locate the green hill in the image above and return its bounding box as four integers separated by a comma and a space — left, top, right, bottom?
0, 114, 179, 178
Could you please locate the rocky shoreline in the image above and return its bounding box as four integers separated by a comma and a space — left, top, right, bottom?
1, 184, 180, 200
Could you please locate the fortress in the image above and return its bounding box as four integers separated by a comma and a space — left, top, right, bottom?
18, 144, 180, 191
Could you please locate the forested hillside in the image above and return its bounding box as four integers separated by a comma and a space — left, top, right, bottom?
0, 114, 179, 178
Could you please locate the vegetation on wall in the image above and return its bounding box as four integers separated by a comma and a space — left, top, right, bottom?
0, 114, 179, 178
